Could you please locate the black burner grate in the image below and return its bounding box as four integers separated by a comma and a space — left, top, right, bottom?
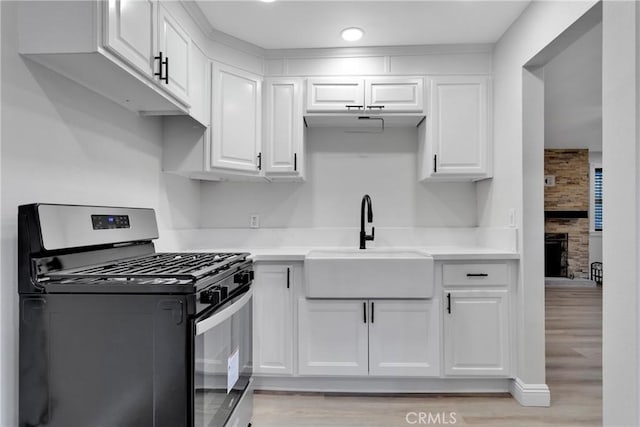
46, 252, 249, 281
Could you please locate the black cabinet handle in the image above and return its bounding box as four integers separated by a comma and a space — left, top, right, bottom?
371, 302, 375, 323
346, 105, 364, 110
294, 153, 297, 171
363, 302, 367, 323
257, 152, 262, 170
434, 154, 438, 173
466, 273, 489, 277
286, 268, 290, 289
447, 293, 451, 314
163, 55, 169, 84
367, 105, 385, 110
154, 51, 164, 81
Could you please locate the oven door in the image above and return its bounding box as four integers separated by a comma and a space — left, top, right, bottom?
193, 287, 253, 427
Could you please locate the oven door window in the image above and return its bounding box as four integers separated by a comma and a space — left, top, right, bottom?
194, 291, 253, 427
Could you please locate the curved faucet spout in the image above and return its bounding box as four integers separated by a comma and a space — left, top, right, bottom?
360, 194, 375, 249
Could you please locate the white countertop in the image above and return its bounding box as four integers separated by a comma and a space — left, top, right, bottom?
186, 246, 519, 262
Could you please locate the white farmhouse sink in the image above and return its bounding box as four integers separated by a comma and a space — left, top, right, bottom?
304, 248, 434, 298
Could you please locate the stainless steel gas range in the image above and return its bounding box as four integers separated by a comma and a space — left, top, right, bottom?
18, 203, 253, 427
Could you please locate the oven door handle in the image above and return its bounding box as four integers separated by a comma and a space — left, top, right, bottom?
195, 288, 253, 336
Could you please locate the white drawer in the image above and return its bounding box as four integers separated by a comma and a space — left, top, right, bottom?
442, 263, 510, 286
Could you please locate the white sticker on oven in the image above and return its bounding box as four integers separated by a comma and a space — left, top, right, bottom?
227, 348, 240, 394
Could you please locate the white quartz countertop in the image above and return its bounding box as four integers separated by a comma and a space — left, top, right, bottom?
185, 246, 519, 262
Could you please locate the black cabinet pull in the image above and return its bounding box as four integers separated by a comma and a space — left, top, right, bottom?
447, 293, 451, 314
154, 51, 164, 81
294, 153, 297, 171
257, 152, 262, 170
163, 55, 169, 84
434, 154, 438, 173
371, 302, 375, 323
346, 105, 364, 110
367, 105, 385, 110
466, 273, 489, 277
286, 268, 290, 289
363, 302, 367, 323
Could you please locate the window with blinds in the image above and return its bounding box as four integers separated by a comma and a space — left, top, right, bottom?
594, 168, 603, 231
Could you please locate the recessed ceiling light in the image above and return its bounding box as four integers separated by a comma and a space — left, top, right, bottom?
341, 27, 364, 42
261, 0, 275, 3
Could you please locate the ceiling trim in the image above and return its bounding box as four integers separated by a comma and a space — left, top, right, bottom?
180, 0, 266, 58
264, 43, 494, 60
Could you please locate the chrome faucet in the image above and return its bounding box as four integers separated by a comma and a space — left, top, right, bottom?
359, 194, 375, 249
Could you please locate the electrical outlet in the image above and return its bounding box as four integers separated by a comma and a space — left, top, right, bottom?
508, 208, 516, 227
250, 214, 260, 229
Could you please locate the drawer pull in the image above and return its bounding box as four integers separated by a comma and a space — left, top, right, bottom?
466, 273, 489, 277
446, 293, 451, 314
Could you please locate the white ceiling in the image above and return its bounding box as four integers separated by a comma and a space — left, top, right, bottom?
544, 22, 602, 151
195, 1, 531, 50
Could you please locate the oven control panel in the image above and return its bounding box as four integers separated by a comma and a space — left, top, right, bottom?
91, 214, 130, 230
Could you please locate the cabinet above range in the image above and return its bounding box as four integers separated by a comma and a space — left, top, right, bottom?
304, 77, 426, 128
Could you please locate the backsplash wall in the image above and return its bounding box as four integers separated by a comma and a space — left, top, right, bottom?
199, 128, 477, 228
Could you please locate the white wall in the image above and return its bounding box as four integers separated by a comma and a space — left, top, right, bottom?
200, 128, 477, 229
0, 2, 200, 425
478, 0, 598, 390
602, 2, 639, 425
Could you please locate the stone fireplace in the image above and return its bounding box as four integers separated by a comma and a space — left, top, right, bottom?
544, 149, 590, 278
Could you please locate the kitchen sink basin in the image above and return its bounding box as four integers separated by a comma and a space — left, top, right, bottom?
304, 248, 434, 298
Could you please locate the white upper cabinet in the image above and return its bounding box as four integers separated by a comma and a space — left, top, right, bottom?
365, 78, 424, 112
306, 78, 365, 112
264, 78, 305, 180
17, 1, 196, 115
306, 77, 424, 113
419, 76, 492, 181
105, 0, 157, 78
157, 5, 190, 103
188, 42, 210, 127
211, 62, 263, 173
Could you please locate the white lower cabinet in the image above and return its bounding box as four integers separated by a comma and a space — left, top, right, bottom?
298, 299, 440, 376
443, 289, 510, 376
253, 264, 295, 375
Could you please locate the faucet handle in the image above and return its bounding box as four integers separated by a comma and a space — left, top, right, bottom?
369, 226, 375, 241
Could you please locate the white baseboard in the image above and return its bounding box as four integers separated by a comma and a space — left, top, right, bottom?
509, 377, 551, 407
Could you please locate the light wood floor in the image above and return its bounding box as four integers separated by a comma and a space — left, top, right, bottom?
252, 286, 602, 426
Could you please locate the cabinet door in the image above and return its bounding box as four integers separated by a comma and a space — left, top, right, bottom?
306, 78, 365, 112
105, 0, 157, 78
210, 63, 262, 172
253, 264, 294, 375
365, 78, 424, 112
428, 76, 491, 178
264, 79, 304, 179
298, 299, 368, 376
157, 5, 190, 103
443, 290, 510, 376
368, 300, 440, 376
189, 42, 209, 126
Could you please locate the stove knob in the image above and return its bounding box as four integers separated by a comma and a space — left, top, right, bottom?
219, 285, 229, 300
233, 272, 251, 285
200, 289, 220, 305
